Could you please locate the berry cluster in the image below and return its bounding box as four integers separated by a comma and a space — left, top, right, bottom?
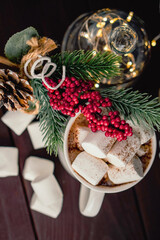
43, 77, 133, 141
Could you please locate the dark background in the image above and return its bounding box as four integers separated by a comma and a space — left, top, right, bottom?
0, 1, 160, 240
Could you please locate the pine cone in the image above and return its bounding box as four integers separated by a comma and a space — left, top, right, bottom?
0, 69, 33, 111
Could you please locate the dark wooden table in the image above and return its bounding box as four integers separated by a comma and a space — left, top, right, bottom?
0, 1, 160, 240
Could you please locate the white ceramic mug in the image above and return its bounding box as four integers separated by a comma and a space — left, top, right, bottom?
58, 113, 157, 217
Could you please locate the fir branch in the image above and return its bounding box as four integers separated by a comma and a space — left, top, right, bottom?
51, 50, 121, 81
99, 87, 160, 131
31, 78, 67, 156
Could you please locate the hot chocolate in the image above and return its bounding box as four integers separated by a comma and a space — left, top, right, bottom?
68, 113, 153, 187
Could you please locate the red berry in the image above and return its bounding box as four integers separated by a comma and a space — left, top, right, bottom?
102, 102, 107, 107
91, 127, 97, 132
104, 120, 109, 126
102, 115, 108, 120
121, 120, 126, 125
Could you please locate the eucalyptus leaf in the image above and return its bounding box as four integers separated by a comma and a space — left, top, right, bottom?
4, 26, 39, 64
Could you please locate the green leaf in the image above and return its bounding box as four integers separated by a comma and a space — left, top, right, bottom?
4, 26, 39, 64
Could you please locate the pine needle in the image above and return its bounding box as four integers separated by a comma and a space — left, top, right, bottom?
51, 50, 121, 81
31, 78, 67, 156
100, 87, 160, 131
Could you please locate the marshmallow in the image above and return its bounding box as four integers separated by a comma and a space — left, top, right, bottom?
0, 147, 18, 177
27, 122, 45, 149
82, 131, 116, 158
105, 134, 141, 167
72, 151, 108, 185
1, 110, 36, 135
136, 146, 147, 157
68, 149, 81, 163
126, 118, 154, 144
76, 126, 91, 150
30, 193, 63, 218
108, 155, 143, 184
23, 156, 54, 181
31, 174, 63, 206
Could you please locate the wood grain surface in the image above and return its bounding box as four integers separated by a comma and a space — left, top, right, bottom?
0, 1, 159, 240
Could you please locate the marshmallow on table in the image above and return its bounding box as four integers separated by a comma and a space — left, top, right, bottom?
82, 131, 116, 158
27, 121, 45, 149
0, 147, 18, 177
108, 155, 143, 184
31, 174, 63, 218
1, 110, 36, 135
126, 118, 154, 144
105, 134, 141, 167
76, 126, 91, 150
30, 193, 63, 218
23, 156, 54, 181
31, 174, 63, 207
72, 151, 108, 185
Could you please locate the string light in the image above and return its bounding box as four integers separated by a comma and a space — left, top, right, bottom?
103, 17, 107, 21
151, 33, 160, 47
96, 21, 105, 28
103, 45, 110, 51
126, 61, 132, 68
80, 32, 89, 39
94, 83, 99, 88
97, 29, 103, 37
126, 12, 134, 22
110, 18, 119, 24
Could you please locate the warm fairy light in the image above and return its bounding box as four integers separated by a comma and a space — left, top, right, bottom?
92, 50, 97, 56
103, 17, 107, 21
80, 32, 89, 39
126, 11, 134, 22
110, 18, 119, 24
126, 61, 132, 68
96, 21, 105, 28
151, 33, 160, 47
97, 29, 103, 37
129, 67, 134, 72
103, 45, 110, 51
151, 40, 156, 47
132, 71, 137, 77
145, 41, 149, 47
95, 83, 99, 88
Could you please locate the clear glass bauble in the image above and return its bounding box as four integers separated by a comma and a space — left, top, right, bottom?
62, 8, 151, 88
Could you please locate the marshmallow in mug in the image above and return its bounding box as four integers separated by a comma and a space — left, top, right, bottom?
136, 146, 147, 157
81, 131, 116, 158
126, 118, 154, 144
105, 134, 141, 167
72, 151, 108, 185
108, 155, 143, 184
76, 126, 91, 150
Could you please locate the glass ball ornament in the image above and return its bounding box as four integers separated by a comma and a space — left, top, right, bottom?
62, 8, 151, 88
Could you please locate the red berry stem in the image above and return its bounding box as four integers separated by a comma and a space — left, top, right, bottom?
43, 77, 133, 141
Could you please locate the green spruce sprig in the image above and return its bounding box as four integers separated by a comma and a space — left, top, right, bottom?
99, 87, 160, 131
31, 78, 67, 156
51, 50, 121, 81
30, 50, 122, 155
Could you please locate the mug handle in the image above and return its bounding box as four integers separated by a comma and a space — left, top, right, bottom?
79, 184, 105, 217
